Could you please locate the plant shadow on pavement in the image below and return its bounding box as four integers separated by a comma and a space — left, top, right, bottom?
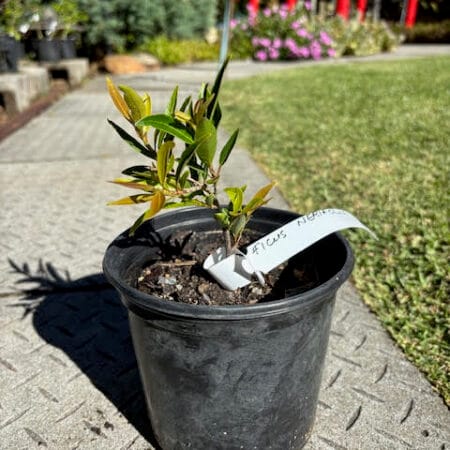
8, 258, 161, 450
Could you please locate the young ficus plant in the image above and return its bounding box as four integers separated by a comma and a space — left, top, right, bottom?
106, 59, 274, 256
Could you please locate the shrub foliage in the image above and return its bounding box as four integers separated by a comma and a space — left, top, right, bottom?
230, 4, 400, 61
76, 0, 217, 53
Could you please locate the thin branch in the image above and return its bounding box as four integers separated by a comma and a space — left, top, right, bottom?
224, 230, 232, 257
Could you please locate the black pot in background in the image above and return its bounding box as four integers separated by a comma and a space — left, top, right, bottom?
0, 42, 7, 73
0, 35, 21, 73
33, 39, 61, 62
103, 207, 354, 450
59, 38, 77, 59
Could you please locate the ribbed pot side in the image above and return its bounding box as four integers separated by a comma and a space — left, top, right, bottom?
103, 207, 354, 450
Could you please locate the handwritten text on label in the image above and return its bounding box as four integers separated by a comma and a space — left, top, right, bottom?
204, 208, 376, 290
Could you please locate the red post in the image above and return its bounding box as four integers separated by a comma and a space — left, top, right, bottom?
286, 0, 297, 10
335, 0, 350, 20
405, 0, 419, 28
357, 0, 367, 21
248, 0, 259, 14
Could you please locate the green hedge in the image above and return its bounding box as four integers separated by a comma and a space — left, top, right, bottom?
323, 18, 400, 56
140, 36, 219, 65
160, 0, 217, 40
394, 20, 450, 43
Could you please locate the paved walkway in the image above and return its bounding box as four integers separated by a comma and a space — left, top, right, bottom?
0, 45, 449, 449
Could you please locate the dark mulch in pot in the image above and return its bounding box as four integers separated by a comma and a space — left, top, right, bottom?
137, 230, 320, 306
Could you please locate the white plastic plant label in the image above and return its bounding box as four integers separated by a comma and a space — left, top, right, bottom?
203, 208, 376, 291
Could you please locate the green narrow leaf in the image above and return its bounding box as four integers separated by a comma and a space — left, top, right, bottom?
212, 102, 222, 127
107, 119, 156, 159
193, 99, 206, 124
110, 178, 156, 192
147, 191, 165, 217
189, 99, 194, 119
119, 85, 147, 122
168, 154, 175, 174
252, 181, 276, 201
241, 197, 265, 215
194, 118, 217, 167
175, 145, 196, 185
205, 194, 216, 207
157, 129, 166, 148
207, 57, 229, 119
212, 58, 229, 97
215, 210, 230, 229
199, 82, 208, 101
143, 93, 152, 116
157, 141, 175, 186
242, 182, 275, 214
108, 194, 153, 205
175, 111, 191, 124
129, 191, 165, 236
106, 78, 131, 120
122, 166, 157, 181
188, 162, 207, 182
229, 214, 247, 240
194, 95, 216, 124
180, 95, 191, 112
137, 114, 194, 144
129, 212, 146, 236
224, 187, 244, 214
178, 168, 191, 189
163, 199, 203, 210
219, 129, 239, 166
166, 86, 178, 115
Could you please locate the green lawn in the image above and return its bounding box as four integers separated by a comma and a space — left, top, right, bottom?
220, 57, 450, 404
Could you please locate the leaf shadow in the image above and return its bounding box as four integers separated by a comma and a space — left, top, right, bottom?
8, 258, 161, 449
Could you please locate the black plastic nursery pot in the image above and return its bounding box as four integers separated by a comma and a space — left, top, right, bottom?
103, 207, 354, 450
59, 39, 76, 59
33, 39, 61, 62
0, 50, 8, 74
0, 35, 20, 73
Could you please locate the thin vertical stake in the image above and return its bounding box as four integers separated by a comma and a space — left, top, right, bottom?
219, 0, 232, 66
400, 0, 409, 25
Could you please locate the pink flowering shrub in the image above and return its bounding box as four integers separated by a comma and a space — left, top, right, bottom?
230, 3, 336, 62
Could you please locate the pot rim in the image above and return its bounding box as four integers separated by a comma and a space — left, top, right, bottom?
103, 207, 355, 320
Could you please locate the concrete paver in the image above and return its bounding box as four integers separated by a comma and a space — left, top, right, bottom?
0, 45, 449, 449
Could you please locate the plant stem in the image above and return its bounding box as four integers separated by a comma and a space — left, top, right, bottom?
224, 230, 232, 257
